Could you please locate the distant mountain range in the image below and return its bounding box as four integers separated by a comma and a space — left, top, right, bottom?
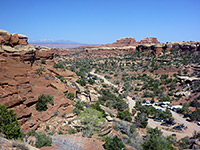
29, 39, 91, 48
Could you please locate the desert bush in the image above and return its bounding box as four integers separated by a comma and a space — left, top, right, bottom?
142, 127, 176, 150
36, 94, 54, 112
55, 75, 65, 82
104, 136, 125, 150
73, 100, 87, 115
53, 62, 65, 69
36, 67, 44, 76
113, 121, 143, 149
41, 59, 46, 64
135, 112, 148, 128
88, 78, 95, 85
68, 128, 77, 134
0, 105, 23, 140
12, 141, 29, 150
91, 101, 107, 117
117, 110, 132, 122
76, 78, 86, 86
65, 92, 75, 100
79, 108, 105, 137
35, 133, 52, 148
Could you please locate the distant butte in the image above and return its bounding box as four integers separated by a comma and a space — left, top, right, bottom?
77, 37, 160, 48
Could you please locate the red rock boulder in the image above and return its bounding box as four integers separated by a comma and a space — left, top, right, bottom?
10, 33, 19, 46
112, 37, 137, 46
0, 29, 11, 44
140, 37, 160, 44
18, 34, 28, 45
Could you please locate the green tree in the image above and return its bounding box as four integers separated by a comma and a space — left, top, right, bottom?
35, 133, 52, 148
36, 94, 54, 112
104, 136, 125, 150
79, 108, 105, 137
135, 112, 148, 128
0, 105, 23, 140
117, 110, 132, 122
142, 127, 175, 150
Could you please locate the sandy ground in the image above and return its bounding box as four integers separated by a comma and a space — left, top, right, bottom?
40, 134, 104, 150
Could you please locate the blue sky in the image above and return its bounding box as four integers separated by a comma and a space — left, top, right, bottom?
1, 0, 200, 44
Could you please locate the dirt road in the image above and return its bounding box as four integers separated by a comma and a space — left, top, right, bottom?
126, 96, 136, 113
89, 69, 118, 89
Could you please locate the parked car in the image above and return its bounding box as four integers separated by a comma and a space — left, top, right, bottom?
198, 122, 200, 126
155, 102, 163, 106
183, 114, 189, 118
155, 102, 162, 106
167, 105, 172, 109
161, 121, 175, 127
142, 100, 146, 103
173, 124, 187, 131
150, 100, 155, 104
161, 104, 168, 108
146, 100, 150, 104
154, 117, 163, 122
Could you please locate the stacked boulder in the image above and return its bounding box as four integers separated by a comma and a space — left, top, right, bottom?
0, 29, 28, 46
0, 29, 54, 63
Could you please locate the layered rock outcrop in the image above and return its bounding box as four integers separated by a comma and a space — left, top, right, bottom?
136, 42, 200, 56
0, 29, 28, 46
0, 29, 55, 64
0, 29, 76, 134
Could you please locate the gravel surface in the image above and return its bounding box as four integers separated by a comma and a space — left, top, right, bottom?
52, 136, 82, 150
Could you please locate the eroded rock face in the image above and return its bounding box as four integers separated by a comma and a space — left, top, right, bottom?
112, 37, 137, 46
18, 34, 28, 45
139, 37, 160, 44
0, 29, 11, 44
10, 33, 19, 46
0, 53, 77, 133
0, 29, 28, 46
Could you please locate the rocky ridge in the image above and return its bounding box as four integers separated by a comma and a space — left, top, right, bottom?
0, 29, 79, 134
76, 37, 200, 57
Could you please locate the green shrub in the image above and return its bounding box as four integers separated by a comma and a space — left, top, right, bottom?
0, 105, 23, 140
58, 131, 63, 135
36, 94, 54, 112
68, 128, 77, 134
76, 78, 86, 86
36, 68, 44, 76
35, 133, 52, 148
65, 92, 75, 100
55, 75, 65, 82
117, 110, 132, 122
73, 100, 87, 115
142, 127, 175, 150
88, 78, 95, 85
41, 60, 46, 64
27, 130, 37, 136
104, 136, 125, 150
135, 112, 148, 128
12, 141, 29, 150
54, 62, 65, 69
79, 108, 105, 137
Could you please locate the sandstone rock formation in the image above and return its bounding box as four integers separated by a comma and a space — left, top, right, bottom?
0, 29, 28, 46
0, 29, 11, 45
111, 37, 137, 46
139, 37, 160, 44
0, 30, 78, 135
